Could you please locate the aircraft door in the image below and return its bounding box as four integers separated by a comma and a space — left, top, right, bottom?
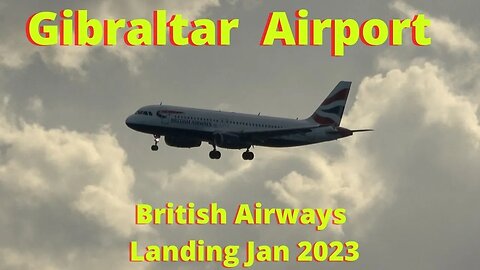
156, 111, 170, 125
162, 114, 170, 124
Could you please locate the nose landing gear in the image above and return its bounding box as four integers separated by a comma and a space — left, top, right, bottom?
151, 135, 160, 151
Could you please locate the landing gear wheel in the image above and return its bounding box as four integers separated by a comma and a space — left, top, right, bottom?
242, 151, 254, 160
209, 150, 221, 159
151, 145, 159, 151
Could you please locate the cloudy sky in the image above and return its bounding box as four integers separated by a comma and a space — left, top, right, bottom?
1, 0, 479, 269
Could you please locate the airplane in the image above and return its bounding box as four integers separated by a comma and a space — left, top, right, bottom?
125, 81, 372, 160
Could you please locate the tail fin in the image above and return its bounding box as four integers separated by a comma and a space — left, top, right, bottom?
306, 81, 351, 126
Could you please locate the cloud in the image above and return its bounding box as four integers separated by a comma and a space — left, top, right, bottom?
349, 62, 480, 141
0, 248, 58, 270
26, 96, 44, 118
392, 1, 478, 54
0, 95, 143, 269
340, 58, 480, 269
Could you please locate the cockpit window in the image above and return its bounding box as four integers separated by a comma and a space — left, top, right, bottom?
136, 110, 153, 116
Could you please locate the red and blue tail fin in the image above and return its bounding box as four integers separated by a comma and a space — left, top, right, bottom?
307, 81, 351, 126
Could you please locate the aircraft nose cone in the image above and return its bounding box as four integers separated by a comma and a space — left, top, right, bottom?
125, 115, 134, 128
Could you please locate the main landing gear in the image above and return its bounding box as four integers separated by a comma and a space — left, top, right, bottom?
242, 148, 254, 160
151, 135, 160, 151
209, 145, 221, 159
209, 145, 255, 160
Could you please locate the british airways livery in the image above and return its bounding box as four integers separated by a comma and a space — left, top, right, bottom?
125, 81, 371, 160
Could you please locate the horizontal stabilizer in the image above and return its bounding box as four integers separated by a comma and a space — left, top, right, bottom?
351, 129, 374, 133
326, 127, 373, 137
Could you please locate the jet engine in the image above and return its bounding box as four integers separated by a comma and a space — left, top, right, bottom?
164, 136, 202, 148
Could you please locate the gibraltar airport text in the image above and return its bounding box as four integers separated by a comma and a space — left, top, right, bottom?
26, 9, 431, 56
130, 202, 359, 268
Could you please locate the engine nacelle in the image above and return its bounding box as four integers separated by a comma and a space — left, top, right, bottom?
164, 136, 201, 148
213, 132, 249, 149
